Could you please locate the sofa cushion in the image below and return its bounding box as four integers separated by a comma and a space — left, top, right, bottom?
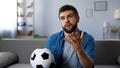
0, 52, 18, 68
7, 63, 32, 68
95, 65, 120, 68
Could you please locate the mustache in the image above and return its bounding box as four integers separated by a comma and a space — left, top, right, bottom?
64, 23, 72, 27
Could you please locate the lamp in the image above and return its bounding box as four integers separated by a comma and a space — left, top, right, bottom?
110, 9, 120, 39
114, 9, 120, 20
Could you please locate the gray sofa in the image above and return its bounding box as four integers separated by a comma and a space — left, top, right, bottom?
0, 39, 120, 68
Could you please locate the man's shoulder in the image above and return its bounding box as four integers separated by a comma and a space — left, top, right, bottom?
84, 32, 94, 39
78, 29, 94, 40
80, 31, 95, 49
83, 32, 94, 41
77, 29, 95, 43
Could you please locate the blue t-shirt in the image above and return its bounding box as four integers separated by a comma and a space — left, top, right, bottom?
46, 29, 95, 68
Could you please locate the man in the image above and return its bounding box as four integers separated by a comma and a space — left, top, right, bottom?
46, 5, 95, 68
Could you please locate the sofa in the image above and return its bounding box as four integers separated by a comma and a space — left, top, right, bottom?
0, 38, 120, 68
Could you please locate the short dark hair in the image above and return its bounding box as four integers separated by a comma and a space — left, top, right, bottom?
58, 5, 79, 16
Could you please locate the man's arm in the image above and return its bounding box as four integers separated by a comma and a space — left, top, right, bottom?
76, 47, 94, 68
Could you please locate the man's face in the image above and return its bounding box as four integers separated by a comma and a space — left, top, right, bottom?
59, 10, 79, 33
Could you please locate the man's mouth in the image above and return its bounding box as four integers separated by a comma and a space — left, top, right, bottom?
65, 25, 72, 30
62, 23, 77, 34
65, 24, 72, 28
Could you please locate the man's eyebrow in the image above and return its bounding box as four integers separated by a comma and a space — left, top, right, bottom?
68, 13, 74, 16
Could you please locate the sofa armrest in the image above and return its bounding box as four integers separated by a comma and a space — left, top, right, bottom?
0, 52, 18, 68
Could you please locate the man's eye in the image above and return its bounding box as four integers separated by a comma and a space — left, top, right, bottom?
60, 17, 65, 20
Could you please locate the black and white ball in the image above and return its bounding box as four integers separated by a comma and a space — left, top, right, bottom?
30, 48, 55, 68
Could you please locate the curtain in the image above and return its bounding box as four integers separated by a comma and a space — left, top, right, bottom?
0, 0, 17, 38
0, 24, 17, 38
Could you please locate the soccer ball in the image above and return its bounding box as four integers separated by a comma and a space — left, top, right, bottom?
30, 48, 55, 68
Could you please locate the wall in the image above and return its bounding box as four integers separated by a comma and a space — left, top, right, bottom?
34, 0, 120, 40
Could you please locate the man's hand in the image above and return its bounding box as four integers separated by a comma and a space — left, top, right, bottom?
64, 31, 84, 52
64, 31, 94, 68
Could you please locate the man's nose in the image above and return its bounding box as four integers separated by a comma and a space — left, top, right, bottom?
65, 17, 69, 23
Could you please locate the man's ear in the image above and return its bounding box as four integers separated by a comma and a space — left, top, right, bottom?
77, 16, 80, 23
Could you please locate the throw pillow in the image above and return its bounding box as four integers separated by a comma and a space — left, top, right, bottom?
0, 52, 18, 68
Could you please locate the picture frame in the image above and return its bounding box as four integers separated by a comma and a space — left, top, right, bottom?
94, 1, 107, 11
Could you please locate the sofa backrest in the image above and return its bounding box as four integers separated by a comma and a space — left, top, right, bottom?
95, 40, 120, 65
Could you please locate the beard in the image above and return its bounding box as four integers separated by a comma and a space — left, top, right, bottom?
62, 23, 77, 34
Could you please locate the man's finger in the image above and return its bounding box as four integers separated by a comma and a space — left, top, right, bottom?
81, 32, 84, 40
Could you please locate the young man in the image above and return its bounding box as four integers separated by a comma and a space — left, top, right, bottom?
46, 5, 95, 68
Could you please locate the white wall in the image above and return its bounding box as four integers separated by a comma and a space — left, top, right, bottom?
34, 0, 120, 40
